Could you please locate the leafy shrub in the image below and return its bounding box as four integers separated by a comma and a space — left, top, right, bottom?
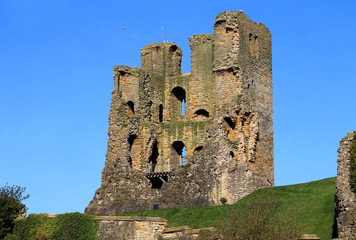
6, 214, 55, 240
52, 212, 98, 240
0, 184, 29, 239
350, 134, 356, 196
5, 212, 98, 240
217, 192, 303, 240
220, 197, 227, 205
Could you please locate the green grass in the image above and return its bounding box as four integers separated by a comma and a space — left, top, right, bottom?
120, 177, 336, 240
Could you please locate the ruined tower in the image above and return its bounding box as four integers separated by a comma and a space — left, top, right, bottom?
86, 11, 273, 215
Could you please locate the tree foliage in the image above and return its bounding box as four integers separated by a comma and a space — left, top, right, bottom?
217, 192, 303, 240
5, 213, 98, 240
0, 184, 29, 239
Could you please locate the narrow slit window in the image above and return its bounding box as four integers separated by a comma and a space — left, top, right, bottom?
182, 146, 186, 165
181, 100, 185, 116
159, 104, 163, 122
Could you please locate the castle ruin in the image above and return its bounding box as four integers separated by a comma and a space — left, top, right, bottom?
335, 131, 356, 239
86, 11, 273, 215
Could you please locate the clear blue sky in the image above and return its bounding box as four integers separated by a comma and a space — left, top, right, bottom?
1, 0, 355, 215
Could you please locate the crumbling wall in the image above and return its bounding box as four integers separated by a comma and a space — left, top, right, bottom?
96, 216, 167, 240
86, 11, 273, 216
335, 131, 356, 239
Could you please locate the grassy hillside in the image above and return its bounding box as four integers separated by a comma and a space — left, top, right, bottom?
121, 177, 336, 240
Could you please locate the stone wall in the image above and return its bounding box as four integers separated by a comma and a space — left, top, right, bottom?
161, 226, 217, 239
96, 216, 167, 240
47, 215, 167, 240
86, 11, 273, 216
335, 131, 356, 239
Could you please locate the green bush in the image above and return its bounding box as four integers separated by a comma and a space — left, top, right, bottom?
350, 134, 356, 196
5, 212, 98, 240
220, 197, 227, 205
52, 212, 98, 240
217, 192, 303, 240
6, 214, 55, 240
0, 184, 29, 239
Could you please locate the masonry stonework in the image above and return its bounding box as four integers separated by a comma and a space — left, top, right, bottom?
335, 131, 356, 239
96, 216, 167, 240
86, 11, 273, 215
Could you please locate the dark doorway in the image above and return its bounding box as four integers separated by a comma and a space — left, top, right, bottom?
224, 117, 236, 129
171, 87, 186, 116
126, 101, 135, 115
149, 141, 159, 172
149, 176, 168, 189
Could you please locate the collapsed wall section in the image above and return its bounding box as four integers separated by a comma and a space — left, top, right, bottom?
335, 131, 356, 239
86, 11, 273, 216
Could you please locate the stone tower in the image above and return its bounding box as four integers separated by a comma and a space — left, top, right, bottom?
86, 11, 273, 215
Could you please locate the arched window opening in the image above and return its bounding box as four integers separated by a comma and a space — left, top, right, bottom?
159, 104, 163, 122
126, 101, 135, 115
194, 109, 209, 121
170, 45, 178, 53
215, 19, 226, 27
171, 87, 186, 116
194, 146, 203, 152
171, 141, 185, 167
128, 134, 137, 167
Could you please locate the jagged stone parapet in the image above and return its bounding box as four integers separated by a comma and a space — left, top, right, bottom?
86, 11, 273, 215
335, 131, 356, 239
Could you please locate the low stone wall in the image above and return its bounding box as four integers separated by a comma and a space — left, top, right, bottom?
47, 214, 167, 240
161, 226, 217, 239
335, 131, 356, 239
96, 216, 167, 240
96, 217, 219, 240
